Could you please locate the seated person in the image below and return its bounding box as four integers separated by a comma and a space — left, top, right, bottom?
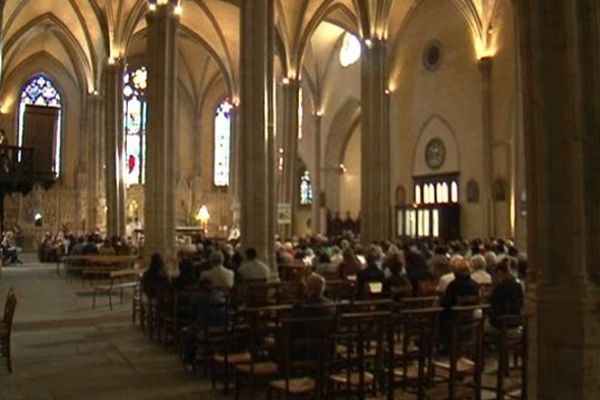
182, 279, 228, 367
356, 248, 385, 299
383, 259, 412, 297
237, 247, 269, 281
440, 258, 480, 350
470, 254, 492, 285
289, 273, 336, 361
488, 258, 524, 330
142, 253, 169, 300
199, 250, 235, 290
406, 250, 435, 295
171, 257, 198, 291
337, 247, 362, 279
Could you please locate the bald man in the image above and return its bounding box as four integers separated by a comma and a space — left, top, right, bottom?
293, 273, 336, 319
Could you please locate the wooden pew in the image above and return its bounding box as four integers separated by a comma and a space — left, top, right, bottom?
92, 268, 143, 310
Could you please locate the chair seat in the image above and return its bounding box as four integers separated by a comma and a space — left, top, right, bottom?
213, 351, 252, 364
434, 357, 475, 374
269, 377, 316, 394
336, 344, 378, 358
236, 361, 278, 375
330, 371, 375, 386
393, 365, 426, 380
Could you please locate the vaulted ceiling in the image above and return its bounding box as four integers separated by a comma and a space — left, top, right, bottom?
0, 0, 502, 98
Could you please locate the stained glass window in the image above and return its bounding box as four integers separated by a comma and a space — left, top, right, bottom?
214, 98, 233, 187
300, 170, 313, 205
18, 75, 62, 174
123, 66, 148, 186
339, 32, 361, 67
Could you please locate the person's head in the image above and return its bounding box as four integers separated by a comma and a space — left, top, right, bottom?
304, 273, 326, 299
494, 258, 513, 284
470, 254, 486, 272
448, 254, 464, 273
484, 251, 497, 270
245, 247, 258, 261
178, 258, 193, 276
209, 250, 224, 267
454, 258, 472, 277
366, 246, 380, 266
388, 258, 404, 276
342, 247, 355, 261
149, 252, 165, 272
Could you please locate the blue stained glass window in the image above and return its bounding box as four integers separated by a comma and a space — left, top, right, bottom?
18, 75, 62, 174
300, 170, 313, 205
214, 98, 233, 187
123, 66, 147, 185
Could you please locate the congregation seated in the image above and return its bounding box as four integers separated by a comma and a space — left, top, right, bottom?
199, 250, 234, 290
405, 250, 435, 295
383, 256, 411, 297
428, 245, 450, 279
436, 254, 463, 293
98, 239, 116, 255
237, 247, 269, 282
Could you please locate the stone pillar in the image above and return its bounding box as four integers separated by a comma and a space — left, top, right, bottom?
145, 0, 179, 269
516, 1, 600, 399
228, 105, 240, 231
479, 57, 494, 237
360, 39, 391, 244
103, 60, 126, 237
86, 93, 101, 232
279, 79, 300, 237
312, 113, 323, 235
240, 0, 276, 274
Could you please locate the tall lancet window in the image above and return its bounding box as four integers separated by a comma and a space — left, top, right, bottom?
214, 98, 233, 187
300, 170, 313, 205
123, 66, 148, 185
18, 75, 62, 174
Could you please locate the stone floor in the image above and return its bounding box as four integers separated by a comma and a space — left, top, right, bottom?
0, 255, 220, 400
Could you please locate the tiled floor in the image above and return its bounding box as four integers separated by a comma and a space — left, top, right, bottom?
0, 255, 220, 400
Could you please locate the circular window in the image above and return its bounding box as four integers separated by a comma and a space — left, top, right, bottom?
423, 41, 442, 70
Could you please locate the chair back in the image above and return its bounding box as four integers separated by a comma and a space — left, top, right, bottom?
2, 288, 17, 337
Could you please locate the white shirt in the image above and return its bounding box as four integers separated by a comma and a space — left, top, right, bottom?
238, 259, 270, 281
436, 272, 455, 293
200, 265, 235, 290
471, 270, 492, 285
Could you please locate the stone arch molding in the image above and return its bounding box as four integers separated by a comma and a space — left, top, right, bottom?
413, 114, 460, 176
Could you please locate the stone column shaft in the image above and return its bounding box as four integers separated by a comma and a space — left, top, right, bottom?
479, 57, 495, 237
517, 1, 600, 399
104, 61, 126, 237
145, 1, 179, 268
312, 114, 323, 235
86, 94, 101, 232
228, 106, 240, 230
280, 79, 300, 237
240, 0, 275, 273
360, 39, 391, 244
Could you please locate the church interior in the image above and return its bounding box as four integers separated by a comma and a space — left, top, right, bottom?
0, 0, 599, 399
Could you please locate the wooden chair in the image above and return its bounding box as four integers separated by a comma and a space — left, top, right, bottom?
0, 288, 17, 373
387, 307, 442, 400
326, 311, 389, 400
132, 280, 144, 328
489, 314, 529, 400
433, 304, 486, 400
267, 315, 335, 399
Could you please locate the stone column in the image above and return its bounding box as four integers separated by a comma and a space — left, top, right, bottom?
360, 39, 391, 244
86, 93, 101, 232
479, 56, 494, 237
240, 0, 275, 273
228, 105, 240, 231
279, 79, 300, 237
516, 1, 600, 399
103, 60, 126, 237
312, 113, 323, 235
145, 0, 179, 269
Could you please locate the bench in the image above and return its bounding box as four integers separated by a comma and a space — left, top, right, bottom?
92, 268, 142, 310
